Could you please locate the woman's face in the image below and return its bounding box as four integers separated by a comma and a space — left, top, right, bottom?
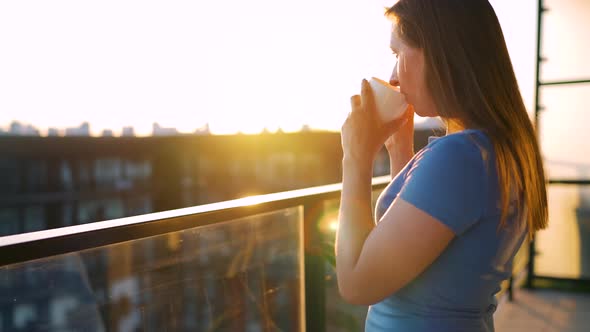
389, 25, 438, 117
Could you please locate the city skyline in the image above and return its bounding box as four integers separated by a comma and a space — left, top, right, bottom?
0, 120, 206, 137
0, 120, 295, 137
0, 116, 445, 137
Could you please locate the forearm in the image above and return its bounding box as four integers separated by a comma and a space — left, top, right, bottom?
387, 146, 414, 179
336, 159, 375, 283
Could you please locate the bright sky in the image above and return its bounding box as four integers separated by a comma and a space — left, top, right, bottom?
0, 0, 543, 136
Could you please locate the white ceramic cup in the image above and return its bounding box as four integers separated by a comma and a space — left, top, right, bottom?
368, 77, 408, 123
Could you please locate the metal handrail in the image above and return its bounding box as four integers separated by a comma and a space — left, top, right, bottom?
0, 176, 391, 267
548, 179, 590, 185
540, 79, 590, 86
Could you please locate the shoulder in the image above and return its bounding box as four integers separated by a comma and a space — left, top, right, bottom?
414, 129, 490, 169
399, 129, 492, 235
429, 129, 489, 154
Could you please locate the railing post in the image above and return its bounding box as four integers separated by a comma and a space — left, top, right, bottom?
508, 276, 514, 301
304, 200, 326, 332
528, 0, 545, 291
526, 236, 536, 289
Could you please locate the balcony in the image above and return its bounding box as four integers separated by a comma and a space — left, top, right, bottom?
1, 176, 589, 331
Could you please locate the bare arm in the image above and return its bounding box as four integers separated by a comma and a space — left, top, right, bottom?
336, 188, 454, 305
335, 159, 375, 298
336, 155, 454, 305
385, 105, 415, 178
336, 81, 453, 305
387, 146, 414, 179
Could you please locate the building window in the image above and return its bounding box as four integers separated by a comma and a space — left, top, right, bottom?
24, 206, 45, 233
0, 208, 19, 236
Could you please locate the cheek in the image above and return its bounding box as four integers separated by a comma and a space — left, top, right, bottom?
395, 56, 408, 89
409, 52, 426, 87
402, 54, 425, 94
398, 56, 413, 91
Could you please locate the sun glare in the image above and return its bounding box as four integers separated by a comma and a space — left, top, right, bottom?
329, 220, 339, 232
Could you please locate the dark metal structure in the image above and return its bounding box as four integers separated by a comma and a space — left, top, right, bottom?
528, 0, 590, 290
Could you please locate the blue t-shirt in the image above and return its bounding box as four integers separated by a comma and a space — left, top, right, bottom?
366, 129, 527, 332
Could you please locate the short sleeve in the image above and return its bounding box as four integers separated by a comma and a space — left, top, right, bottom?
398, 135, 487, 235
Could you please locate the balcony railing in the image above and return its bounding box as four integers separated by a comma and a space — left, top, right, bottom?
0, 176, 523, 331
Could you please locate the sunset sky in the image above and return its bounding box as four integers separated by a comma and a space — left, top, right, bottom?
0, 0, 585, 139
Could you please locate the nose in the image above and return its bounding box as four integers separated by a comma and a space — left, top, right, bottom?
389, 62, 400, 87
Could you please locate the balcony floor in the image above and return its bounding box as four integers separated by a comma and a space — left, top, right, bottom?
494, 288, 590, 331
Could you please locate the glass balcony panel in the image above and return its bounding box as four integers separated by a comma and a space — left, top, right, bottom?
535, 185, 590, 279
320, 188, 385, 331
541, 0, 590, 82
0, 207, 303, 331
539, 85, 590, 179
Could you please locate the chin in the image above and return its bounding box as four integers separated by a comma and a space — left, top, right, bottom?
411, 104, 437, 118
410, 106, 426, 117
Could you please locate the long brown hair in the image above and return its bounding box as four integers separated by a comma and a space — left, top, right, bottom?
386, 0, 547, 238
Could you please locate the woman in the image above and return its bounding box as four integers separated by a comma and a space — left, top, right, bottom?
336, 0, 548, 331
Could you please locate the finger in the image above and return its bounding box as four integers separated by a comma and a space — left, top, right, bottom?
383, 116, 410, 135
389, 105, 412, 125
401, 105, 414, 122
382, 105, 411, 126
350, 95, 361, 111
361, 79, 376, 113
